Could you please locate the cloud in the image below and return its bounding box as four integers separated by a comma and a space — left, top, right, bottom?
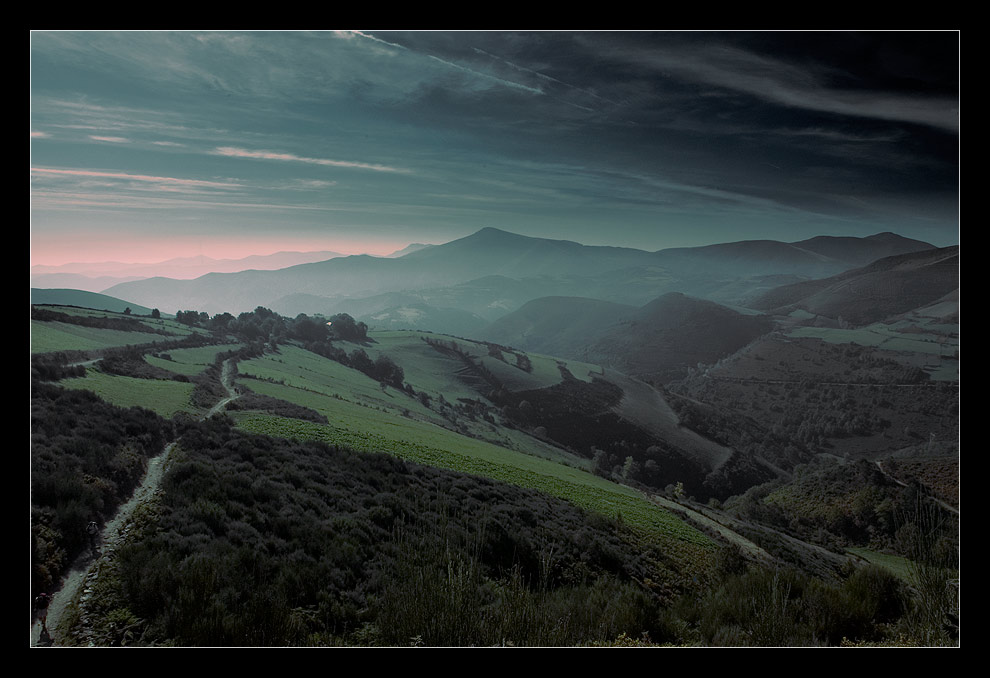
31, 131, 50, 138
425, 54, 544, 95
213, 146, 411, 174
31, 167, 242, 189
88, 135, 131, 143
622, 43, 958, 133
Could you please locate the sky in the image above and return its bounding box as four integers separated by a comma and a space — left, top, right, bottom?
30, 30, 959, 266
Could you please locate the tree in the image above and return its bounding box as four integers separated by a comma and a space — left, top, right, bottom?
621, 456, 642, 482
592, 448, 611, 478
151, 308, 161, 319
328, 313, 368, 342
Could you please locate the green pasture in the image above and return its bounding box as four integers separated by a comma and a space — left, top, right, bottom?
145, 343, 244, 377
31, 321, 163, 354
234, 409, 713, 550
235, 345, 701, 544
237, 346, 589, 469
59, 369, 199, 418
845, 547, 944, 586
362, 330, 599, 393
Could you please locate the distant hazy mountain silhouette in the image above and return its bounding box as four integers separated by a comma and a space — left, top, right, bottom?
99, 227, 939, 318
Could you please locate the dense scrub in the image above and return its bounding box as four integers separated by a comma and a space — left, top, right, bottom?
31, 353, 88, 381
669, 336, 958, 459
660, 562, 918, 646
31, 382, 174, 597
718, 458, 959, 590
111, 417, 675, 646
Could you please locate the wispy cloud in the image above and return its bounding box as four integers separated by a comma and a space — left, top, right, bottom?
425, 54, 544, 95
31, 131, 50, 138
617, 42, 958, 133
31, 167, 242, 189
340, 31, 545, 96
213, 146, 411, 174
88, 135, 131, 143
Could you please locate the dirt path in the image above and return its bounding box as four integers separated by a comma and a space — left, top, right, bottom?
31, 359, 239, 647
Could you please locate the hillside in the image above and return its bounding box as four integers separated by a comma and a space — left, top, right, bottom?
482, 296, 636, 358
484, 292, 774, 384
652, 232, 933, 280
748, 246, 959, 326
31, 289, 155, 315
30, 299, 960, 646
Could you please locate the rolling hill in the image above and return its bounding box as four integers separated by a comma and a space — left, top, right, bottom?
747, 245, 959, 326
30, 288, 156, 316
483, 292, 774, 384
30, 294, 960, 646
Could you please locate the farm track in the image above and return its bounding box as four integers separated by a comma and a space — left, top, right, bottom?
30, 359, 240, 647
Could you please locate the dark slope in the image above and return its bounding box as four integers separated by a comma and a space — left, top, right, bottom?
651, 232, 934, 280
584, 293, 774, 383
792, 232, 936, 268
484, 292, 773, 384
483, 296, 636, 358
748, 246, 959, 326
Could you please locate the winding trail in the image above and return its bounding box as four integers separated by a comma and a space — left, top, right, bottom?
31, 359, 239, 647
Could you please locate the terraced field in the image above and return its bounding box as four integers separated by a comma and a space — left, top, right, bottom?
30, 321, 162, 353
233, 338, 715, 551
59, 369, 199, 418
236, 343, 587, 468
145, 343, 244, 377
32, 313, 718, 561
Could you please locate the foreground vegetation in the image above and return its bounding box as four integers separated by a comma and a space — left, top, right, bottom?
31, 382, 174, 596
31, 303, 959, 646
63, 415, 957, 647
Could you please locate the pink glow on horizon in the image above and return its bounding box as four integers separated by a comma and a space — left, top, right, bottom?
30, 233, 414, 267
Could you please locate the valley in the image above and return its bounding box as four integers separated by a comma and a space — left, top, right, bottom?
30, 228, 959, 647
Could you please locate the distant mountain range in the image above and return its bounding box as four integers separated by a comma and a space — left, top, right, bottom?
30, 250, 349, 291
385, 243, 434, 258
97, 227, 938, 321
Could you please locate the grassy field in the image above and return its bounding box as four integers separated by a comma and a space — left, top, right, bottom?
31, 307, 210, 355
846, 547, 921, 584
234, 409, 713, 550
145, 343, 244, 377
237, 344, 589, 469
232, 340, 713, 550
59, 368, 200, 418
361, 330, 600, 391
30, 321, 164, 354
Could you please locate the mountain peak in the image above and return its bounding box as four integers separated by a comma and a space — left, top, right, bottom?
471, 226, 528, 240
